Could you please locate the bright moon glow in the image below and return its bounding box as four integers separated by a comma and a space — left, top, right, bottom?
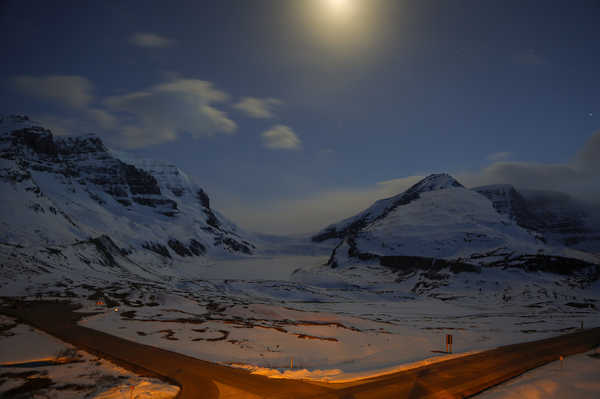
295, 0, 379, 56
325, 0, 355, 19
328, 0, 350, 10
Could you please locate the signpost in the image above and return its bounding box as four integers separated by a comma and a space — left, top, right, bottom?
560, 355, 565, 369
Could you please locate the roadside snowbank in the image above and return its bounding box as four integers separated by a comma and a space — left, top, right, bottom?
94, 381, 180, 399
230, 350, 478, 382
475, 349, 600, 398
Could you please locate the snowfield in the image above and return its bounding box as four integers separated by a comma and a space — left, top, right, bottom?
57, 253, 598, 383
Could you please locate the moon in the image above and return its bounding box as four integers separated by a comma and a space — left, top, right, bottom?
328, 0, 350, 10
325, 0, 355, 19
294, 0, 379, 56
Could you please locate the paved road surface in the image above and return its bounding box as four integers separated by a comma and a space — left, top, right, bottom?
2, 300, 599, 398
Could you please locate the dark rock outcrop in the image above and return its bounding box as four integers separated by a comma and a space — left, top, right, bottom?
473, 185, 544, 231
143, 242, 171, 258
188, 239, 206, 256
197, 189, 210, 209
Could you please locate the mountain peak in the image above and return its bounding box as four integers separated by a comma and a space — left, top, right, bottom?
312, 173, 464, 242
408, 173, 464, 194
1, 114, 30, 123
1, 115, 109, 155
0, 114, 41, 135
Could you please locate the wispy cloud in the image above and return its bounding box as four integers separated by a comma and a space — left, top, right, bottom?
129, 32, 175, 48
486, 151, 512, 162
459, 131, 600, 202
104, 79, 236, 148
36, 108, 116, 136
234, 97, 282, 118
10, 75, 93, 109
261, 125, 301, 150
12, 74, 237, 148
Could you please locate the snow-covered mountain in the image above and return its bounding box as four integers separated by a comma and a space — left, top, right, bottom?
2, 114, 598, 303
313, 174, 599, 278
0, 115, 256, 286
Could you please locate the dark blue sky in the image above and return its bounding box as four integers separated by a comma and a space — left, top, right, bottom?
2, 0, 599, 233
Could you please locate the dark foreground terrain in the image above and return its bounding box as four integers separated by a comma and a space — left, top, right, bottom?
2, 300, 599, 399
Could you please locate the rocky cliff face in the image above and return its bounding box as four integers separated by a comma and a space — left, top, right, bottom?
474, 185, 600, 252
1, 117, 176, 216
0, 115, 254, 267
472, 185, 544, 231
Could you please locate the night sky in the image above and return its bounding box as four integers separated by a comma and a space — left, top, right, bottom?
1, 0, 599, 233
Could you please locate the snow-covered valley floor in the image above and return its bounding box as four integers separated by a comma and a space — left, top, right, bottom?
2, 254, 600, 384
77, 294, 599, 383
7, 253, 585, 383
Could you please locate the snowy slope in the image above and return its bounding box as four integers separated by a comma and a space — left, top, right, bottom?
313, 173, 464, 242
0, 115, 255, 285
349, 186, 543, 259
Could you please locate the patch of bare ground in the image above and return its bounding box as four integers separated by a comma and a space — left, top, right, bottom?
521, 327, 577, 334
2, 377, 54, 397
123, 316, 207, 324
253, 324, 288, 333
0, 371, 39, 379
158, 329, 178, 341
54, 382, 96, 391
421, 326, 466, 331
192, 330, 229, 342
0, 320, 17, 337
295, 334, 338, 342
223, 317, 360, 334
294, 320, 361, 332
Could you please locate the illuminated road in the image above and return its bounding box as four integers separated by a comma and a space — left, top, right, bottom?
3, 300, 600, 399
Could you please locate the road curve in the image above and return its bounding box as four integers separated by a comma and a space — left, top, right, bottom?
0, 301, 333, 399
2, 300, 599, 399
